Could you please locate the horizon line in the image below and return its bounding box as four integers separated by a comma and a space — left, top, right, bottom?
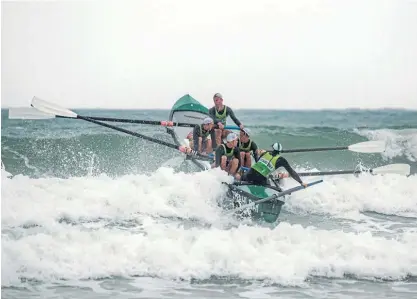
2, 106, 417, 112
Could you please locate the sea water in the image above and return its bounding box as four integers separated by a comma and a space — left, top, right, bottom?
2, 108, 417, 298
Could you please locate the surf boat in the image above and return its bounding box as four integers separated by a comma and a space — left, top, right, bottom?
7, 96, 411, 224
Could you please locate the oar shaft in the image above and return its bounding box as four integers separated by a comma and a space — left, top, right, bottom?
281, 146, 348, 153
298, 170, 360, 176
59, 115, 239, 130
78, 116, 178, 149
85, 117, 196, 127
77, 115, 210, 160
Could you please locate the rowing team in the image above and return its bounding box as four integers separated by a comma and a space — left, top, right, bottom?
181, 107, 307, 188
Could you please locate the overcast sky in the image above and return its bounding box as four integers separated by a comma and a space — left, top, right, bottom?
2, 0, 417, 110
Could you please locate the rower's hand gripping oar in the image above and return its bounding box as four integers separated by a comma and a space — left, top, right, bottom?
266, 140, 387, 154
8, 107, 240, 130
296, 163, 411, 177
30, 97, 212, 160
224, 179, 324, 216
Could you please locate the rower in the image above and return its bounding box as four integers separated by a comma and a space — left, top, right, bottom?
191, 117, 214, 154
238, 128, 260, 168
212, 132, 241, 180
208, 93, 244, 148
242, 142, 307, 188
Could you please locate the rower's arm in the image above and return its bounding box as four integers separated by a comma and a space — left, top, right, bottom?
192, 125, 200, 151
210, 129, 218, 148
226, 107, 242, 126
256, 149, 267, 161
251, 141, 260, 161
233, 146, 241, 160
214, 146, 224, 167
275, 157, 303, 185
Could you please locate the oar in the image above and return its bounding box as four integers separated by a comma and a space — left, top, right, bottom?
29, 97, 212, 161
225, 179, 323, 215
8, 107, 240, 130
265, 140, 386, 154
297, 163, 411, 177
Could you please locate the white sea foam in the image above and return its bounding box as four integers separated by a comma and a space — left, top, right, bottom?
2, 220, 417, 287
355, 128, 417, 162
283, 172, 417, 218
2, 166, 416, 287
1, 167, 232, 228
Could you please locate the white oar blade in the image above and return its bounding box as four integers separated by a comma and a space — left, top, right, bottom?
8, 107, 56, 120
348, 140, 386, 153
31, 96, 78, 118
372, 163, 411, 176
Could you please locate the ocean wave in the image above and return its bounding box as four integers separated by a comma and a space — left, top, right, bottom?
2, 221, 416, 287
2, 167, 416, 287
355, 128, 417, 162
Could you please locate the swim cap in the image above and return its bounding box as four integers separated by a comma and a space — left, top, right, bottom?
226, 132, 238, 142
241, 128, 251, 137
203, 117, 213, 125
213, 93, 223, 99
272, 142, 283, 152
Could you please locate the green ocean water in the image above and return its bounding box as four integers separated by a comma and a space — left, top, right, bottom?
2, 108, 417, 178
2, 108, 417, 299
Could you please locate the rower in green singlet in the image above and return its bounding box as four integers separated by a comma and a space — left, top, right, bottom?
242, 142, 308, 187
208, 93, 244, 148
212, 132, 241, 180
237, 128, 260, 168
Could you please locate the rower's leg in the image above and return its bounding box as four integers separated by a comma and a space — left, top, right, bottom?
244, 152, 252, 167
220, 156, 227, 170
229, 158, 239, 176
215, 129, 222, 146
224, 159, 240, 180
210, 129, 217, 149
186, 131, 193, 148
240, 152, 246, 167
206, 138, 212, 153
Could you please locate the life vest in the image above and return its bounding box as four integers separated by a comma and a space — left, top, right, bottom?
198, 124, 210, 138
251, 152, 280, 177
215, 106, 227, 124
239, 139, 252, 152
221, 144, 235, 160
